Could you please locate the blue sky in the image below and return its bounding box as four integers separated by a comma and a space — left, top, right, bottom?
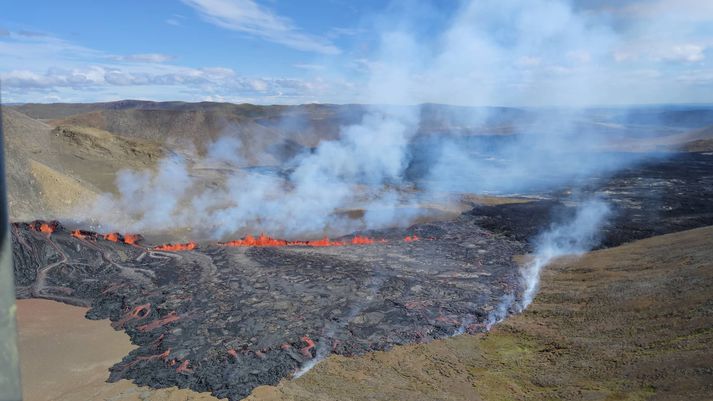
1, 0, 712, 105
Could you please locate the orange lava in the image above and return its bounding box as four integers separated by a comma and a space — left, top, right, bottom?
113, 303, 151, 329
176, 359, 192, 373
91, 231, 143, 245
404, 235, 420, 242
39, 223, 54, 234
137, 311, 180, 332
124, 348, 171, 370
303, 237, 345, 247
221, 234, 387, 248
221, 234, 288, 247
123, 234, 142, 245
352, 235, 384, 245
154, 242, 197, 251
104, 232, 121, 242
300, 335, 316, 358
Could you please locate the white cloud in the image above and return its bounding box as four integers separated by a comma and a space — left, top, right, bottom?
676, 69, 713, 85
2, 67, 105, 88
566, 50, 592, 64
657, 44, 705, 63
181, 0, 340, 55
0, 30, 349, 103
0, 62, 348, 104
109, 53, 175, 63
166, 14, 186, 26
293, 63, 326, 70
516, 56, 542, 67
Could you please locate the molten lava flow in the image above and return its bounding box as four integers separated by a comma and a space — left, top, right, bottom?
404, 234, 420, 242
305, 237, 345, 247
221, 233, 288, 247
137, 311, 180, 331
221, 234, 387, 248
71, 229, 86, 240
154, 242, 197, 251
300, 336, 316, 358
176, 360, 192, 373
123, 234, 142, 245
104, 232, 121, 242
351, 235, 376, 245
121, 348, 172, 370
103, 232, 142, 245
113, 303, 151, 329
27, 220, 60, 235
39, 223, 54, 234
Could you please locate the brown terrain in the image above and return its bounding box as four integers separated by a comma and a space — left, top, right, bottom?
5, 101, 713, 223
247, 226, 713, 401
16, 299, 220, 401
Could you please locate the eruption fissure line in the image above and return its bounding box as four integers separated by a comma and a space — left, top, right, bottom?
31, 223, 421, 252
219, 234, 396, 248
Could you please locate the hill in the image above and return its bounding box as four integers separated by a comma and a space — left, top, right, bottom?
2, 108, 166, 220
5, 101, 713, 222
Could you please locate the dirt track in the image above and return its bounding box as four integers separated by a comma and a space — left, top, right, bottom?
246, 226, 713, 401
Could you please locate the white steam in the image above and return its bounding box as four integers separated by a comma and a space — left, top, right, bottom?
87, 108, 420, 237
485, 198, 611, 329
83, 0, 637, 239
519, 198, 611, 309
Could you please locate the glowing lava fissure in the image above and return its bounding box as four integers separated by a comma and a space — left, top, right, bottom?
218, 234, 394, 248
154, 242, 198, 251
25, 219, 419, 252
28, 220, 59, 235
70, 229, 143, 245
136, 233, 415, 251
404, 234, 420, 242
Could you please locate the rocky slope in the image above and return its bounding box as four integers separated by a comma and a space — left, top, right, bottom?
2, 109, 166, 220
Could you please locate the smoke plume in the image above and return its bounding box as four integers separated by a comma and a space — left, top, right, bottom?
485, 198, 611, 329
83, 0, 642, 240
519, 198, 611, 309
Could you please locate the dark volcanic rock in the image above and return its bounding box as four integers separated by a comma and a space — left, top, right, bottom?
11, 216, 523, 400
469, 152, 713, 249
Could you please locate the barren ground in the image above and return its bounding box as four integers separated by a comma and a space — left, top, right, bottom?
16, 299, 219, 401
246, 225, 713, 401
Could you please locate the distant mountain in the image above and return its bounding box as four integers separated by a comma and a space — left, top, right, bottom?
4, 100, 713, 221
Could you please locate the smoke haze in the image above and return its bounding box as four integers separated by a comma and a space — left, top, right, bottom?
82, 0, 653, 240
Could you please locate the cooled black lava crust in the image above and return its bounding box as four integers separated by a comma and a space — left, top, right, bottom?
469, 152, 713, 249
12, 217, 523, 400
